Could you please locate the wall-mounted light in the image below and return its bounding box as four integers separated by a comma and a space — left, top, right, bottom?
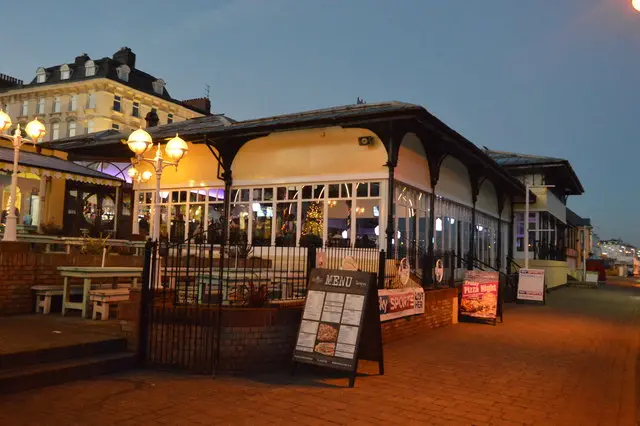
358, 136, 373, 146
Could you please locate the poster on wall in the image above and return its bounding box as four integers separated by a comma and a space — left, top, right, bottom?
460, 270, 500, 324
292, 268, 383, 387
378, 288, 425, 321
517, 269, 545, 303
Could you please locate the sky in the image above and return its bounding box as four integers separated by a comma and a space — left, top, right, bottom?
2, 0, 640, 244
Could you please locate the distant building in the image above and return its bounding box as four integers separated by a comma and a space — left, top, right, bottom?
0, 47, 209, 146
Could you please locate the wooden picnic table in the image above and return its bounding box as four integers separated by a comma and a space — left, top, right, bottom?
58, 266, 143, 319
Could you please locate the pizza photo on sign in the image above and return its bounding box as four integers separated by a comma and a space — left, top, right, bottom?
314, 342, 336, 356
317, 323, 339, 342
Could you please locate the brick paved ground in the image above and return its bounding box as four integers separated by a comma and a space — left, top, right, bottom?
0, 285, 638, 426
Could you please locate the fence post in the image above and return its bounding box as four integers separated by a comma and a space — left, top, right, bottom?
448, 251, 455, 288
378, 250, 386, 289
307, 245, 317, 283
138, 240, 153, 366
422, 252, 433, 288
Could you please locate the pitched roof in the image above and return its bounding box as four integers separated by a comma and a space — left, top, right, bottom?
47, 101, 527, 196
566, 208, 591, 227
0, 48, 209, 116
0, 142, 122, 181
484, 149, 584, 195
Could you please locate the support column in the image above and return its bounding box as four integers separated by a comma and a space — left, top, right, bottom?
424, 187, 436, 286
385, 131, 396, 256
468, 206, 476, 270
132, 187, 140, 235
37, 176, 47, 233
507, 202, 515, 274
113, 186, 121, 236
496, 193, 505, 273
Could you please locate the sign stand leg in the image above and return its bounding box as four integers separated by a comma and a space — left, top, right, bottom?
349, 370, 357, 388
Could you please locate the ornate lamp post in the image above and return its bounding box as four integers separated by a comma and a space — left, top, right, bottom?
0, 110, 46, 242
125, 129, 188, 241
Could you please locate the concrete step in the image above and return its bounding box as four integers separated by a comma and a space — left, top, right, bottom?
0, 352, 136, 395
0, 338, 128, 371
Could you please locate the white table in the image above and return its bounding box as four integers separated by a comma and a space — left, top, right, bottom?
58, 266, 143, 319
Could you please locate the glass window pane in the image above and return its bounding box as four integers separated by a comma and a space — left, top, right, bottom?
145, 192, 152, 204
179, 191, 187, 203
327, 200, 350, 247
328, 184, 339, 198
188, 204, 205, 238
370, 182, 380, 197
83, 194, 98, 224
314, 184, 325, 199
171, 191, 179, 203
170, 205, 186, 243
341, 183, 352, 198
137, 205, 151, 237
277, 187, 287, 200
276, 203, 297, 247
208, 188, 223, 202
231, 189, 239, 202
189, 190, 198, 203
253, 188, 262, 201
356, 182, 368, 198
207, 203, 224, 244
264, 188, 273, 201
301, 185, 312, 200
229, 204, 249, 243
122, 193, 131, 217
138, 192, 144, 204
240, 189, 250, 202
252, 202, 273, 246
159, 191, 169, 204
355, 199, 378, 248
288, 186, 298, 200
301, 201, 323, 246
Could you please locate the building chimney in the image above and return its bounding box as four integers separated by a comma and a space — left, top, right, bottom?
112, 47, 136, 68
75, 53, 90, 65
145, 108, 159, 128
182, 97, 211, 115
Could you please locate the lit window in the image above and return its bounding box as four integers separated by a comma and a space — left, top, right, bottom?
116, 65, 130, 82
60, 65, 71, 80
167, 113, 173, 124
36, 67, 46, 83
68, 120, 76, 137
85, 60, 96, 77
113, 95, 121, 112
87, 93, 96, 109
132, 101, 139, 118
21, 100, 28, 116
52, 122, 60, 140
70, 95, 77, 111
37, 98, 45, 114
87, 119, 94, 134
112, 123, 120, 131
53, 97, 61, 113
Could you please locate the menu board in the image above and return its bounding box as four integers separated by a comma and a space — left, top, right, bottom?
460, 270, 499, 321
293, 268, 378, 374
517, 269, 545, 302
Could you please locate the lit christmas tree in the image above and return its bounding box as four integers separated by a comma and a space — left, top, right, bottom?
300, 202, 323, 247
302, 202, 323, 236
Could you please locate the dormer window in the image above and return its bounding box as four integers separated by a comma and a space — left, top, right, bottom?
116, 65, 130, 82
36, 67, 46, 83
60, 64, 71, 80
152, 79, 165, 95
85, 60, 96, 77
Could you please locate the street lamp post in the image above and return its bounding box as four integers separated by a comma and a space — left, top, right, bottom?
0, 110, 46, 242
125, 129, 188, 241
524, 184, 555, 269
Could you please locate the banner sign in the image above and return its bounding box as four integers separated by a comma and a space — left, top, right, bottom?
517, 269, 545, 302
460, 270, 499, 320
378, 288, 425, 322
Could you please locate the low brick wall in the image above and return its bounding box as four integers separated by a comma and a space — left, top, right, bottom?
0, 242, 143, 316
121, 287, 458, 374
381, 288, 457, 343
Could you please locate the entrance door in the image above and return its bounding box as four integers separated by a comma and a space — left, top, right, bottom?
81, 192, 116, 236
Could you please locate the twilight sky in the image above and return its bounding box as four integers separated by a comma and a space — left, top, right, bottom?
2, 0, 639, 244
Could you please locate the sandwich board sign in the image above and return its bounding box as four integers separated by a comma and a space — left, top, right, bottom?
292, 268, 383, 387
517, 268, 545, 303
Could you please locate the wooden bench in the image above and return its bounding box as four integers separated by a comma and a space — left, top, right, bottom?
32, 285, 82, 314
89, 288, 130, 321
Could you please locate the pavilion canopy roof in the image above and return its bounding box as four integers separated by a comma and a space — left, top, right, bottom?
47, 101, 528, 196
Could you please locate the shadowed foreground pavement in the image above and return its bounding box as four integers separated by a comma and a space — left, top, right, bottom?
0, 284, 637, 426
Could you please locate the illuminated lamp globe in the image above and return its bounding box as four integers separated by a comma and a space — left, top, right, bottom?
25, 118, 46, 141
141, 170, 153, 181
127, 167, 139, 179
0, 110, 11, 133
165, 133, 188, 162
127, 129, 153, 155
633, 0, 640, 12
